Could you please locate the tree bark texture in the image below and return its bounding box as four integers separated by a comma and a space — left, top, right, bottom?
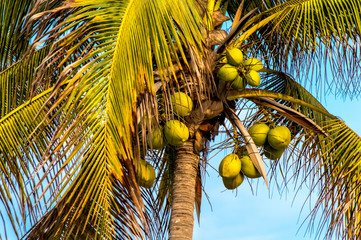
169, 141, 200, 240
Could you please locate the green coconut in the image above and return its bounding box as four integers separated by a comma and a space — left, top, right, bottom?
248, 123, 270, 146
164, 120, 189, 146
218, 64, 239, 82
138, 160, 156, 188
239, 155, 261, 178
226, 48, 243, 66
245, 70, 261, 87
231, 75, 246, 90
147, 126, 165, 150
244, 58, 263, 71
171, 92, 193, 117
264, 142, 284, 160
222, 172, 244, 189
267, 126, 291, 150
218, 153, 242, 179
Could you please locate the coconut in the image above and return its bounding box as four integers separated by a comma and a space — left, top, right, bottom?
245, 70, 261, 87
264, 142, 284, 160
218, 64, 238, 82
171, 92, 193, 117
239, 155, 261, 178
138, 160, 156, 188
164, 120, 189, 146
222, 172, 244, 189
218, 153, 242, 178
267, 126, 291, 150
147, 126, 165, 150
231, 75, 246, 90
226, 48, 243, 66
248, 123, 270, 146
244, 58, 263, 71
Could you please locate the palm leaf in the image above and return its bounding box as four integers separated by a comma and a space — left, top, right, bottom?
231, 68, 361, 239
264, 0, 361, 96
0, 46, 51, 118
0, 90, 51, 238
225, 0, 361, 97
20, 0, 205, 238
0, 0, 34, 70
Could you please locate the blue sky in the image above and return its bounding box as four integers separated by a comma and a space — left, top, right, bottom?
193, 97, 361, 240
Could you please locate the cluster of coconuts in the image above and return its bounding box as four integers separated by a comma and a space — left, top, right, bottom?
218, 123, 292, 190
248, 123, 291, 160
218, 150, 262, 190
147, 92, 192, 149
141, 92, 193, 188
217, 48, 263, 89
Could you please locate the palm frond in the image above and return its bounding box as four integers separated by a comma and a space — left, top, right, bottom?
267, 0, 361, 96
0, 0, 34, 70
0, 46, 51, 118
313, 119, 361, 239
20, 0, 205, 238
226, 0, 361, 97
0, 90, 51, 238
233, 69, 361, 239
25, 169, 151, 240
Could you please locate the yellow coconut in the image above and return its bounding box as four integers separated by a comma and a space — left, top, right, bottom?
222, 172, 244, 189
239, 155, 261, 178
218, 153, 242, 178
138, 160, 156, 188
231, 75, 246, 90
264, 142, 284, 160
218, 64, 239, 82
164, 120, 189, 146
244, 58, 263, 71
226, 48, 243, 66
248, 123, 270, 146
171, 92, 193, 117
245, 70, 261, 87
267, 126, 291, 150
147, 126, 165, 150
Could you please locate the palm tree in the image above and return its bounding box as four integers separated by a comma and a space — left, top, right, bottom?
1, 0, 361, 239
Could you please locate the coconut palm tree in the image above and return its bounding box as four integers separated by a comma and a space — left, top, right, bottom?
1, 0, 361, 239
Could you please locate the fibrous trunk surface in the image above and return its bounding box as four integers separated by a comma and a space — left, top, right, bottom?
169, 141, 200, 240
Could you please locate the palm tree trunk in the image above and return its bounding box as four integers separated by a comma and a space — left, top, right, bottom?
169, 141, 200, 240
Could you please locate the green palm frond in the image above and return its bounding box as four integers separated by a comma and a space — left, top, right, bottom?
231, 69, 361, 239
18, 0, 205, 238
227, 88, 334, 119
260, 69, 334, 123
0, 0, 34, 69
0, 89, 51, 237
0, 46, 51, 118
225, 0, 361, 97
25, 173, 151, 239
153, 147, 175, 238
314, 119, 361, 239
226, 0, 273, 17
266, 0, 360, 96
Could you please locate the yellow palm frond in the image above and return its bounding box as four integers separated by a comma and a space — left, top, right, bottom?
20, 0, 204, 238
0, 90, 50, 237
